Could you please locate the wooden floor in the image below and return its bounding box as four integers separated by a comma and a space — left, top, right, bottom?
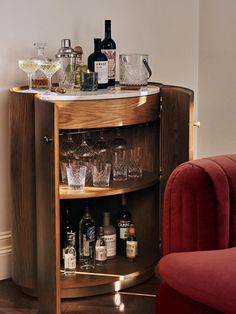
0, 276, 161, 314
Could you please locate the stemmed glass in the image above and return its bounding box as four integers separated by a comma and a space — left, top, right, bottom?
110, 128, 129, 152
74, 132, 94, 185
60, 133, 77, 183
94, 129, 110, 164
39, 60, 61, 93
18, 59, 41, 92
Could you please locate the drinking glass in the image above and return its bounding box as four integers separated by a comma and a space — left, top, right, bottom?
18, 59, 41, 92
66, 164, 87, 190
60, 133, 77, 183
74, 132, 94, 185
128, 146, 143, 178
94, 129, 110, 163
110, 128, 129, 152
112, 150, 128, 181
92, 163, 111, 187
39, 60, 61, 93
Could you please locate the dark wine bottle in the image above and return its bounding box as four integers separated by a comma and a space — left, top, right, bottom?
116, 194, 132, 256
101, 20, 116, 88
88, 38, 108, 89
61, 207, 76, 265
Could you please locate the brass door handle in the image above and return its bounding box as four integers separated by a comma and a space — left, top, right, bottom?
193, 121, 200, 128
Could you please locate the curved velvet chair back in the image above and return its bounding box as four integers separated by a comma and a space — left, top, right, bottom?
163, 154, 236, 255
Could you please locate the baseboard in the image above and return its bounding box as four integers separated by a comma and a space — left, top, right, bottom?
0, 231, 12, 280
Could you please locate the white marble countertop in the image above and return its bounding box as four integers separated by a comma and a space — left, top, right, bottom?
35, 85, 160, 101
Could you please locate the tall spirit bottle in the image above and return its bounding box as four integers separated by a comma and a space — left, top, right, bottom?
79, 202, 96, 270
95, 226, 107, 266
116, 194, 132, 255
103, 212, 116, 259
64, 232, 76, 275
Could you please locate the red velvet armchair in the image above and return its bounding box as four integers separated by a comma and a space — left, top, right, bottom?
156, 155, 236, 314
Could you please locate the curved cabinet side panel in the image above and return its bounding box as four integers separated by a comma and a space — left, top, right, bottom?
9, 90, 37, 289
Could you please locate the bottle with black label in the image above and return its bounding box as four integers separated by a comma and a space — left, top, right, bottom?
126, 223, 138, 262
88, 38, 108, 89
101, 20, 116, 88
116, 194, 132, 256
78, 201, 96, 270
95, 226, 107, 266
103, 212, 116, 259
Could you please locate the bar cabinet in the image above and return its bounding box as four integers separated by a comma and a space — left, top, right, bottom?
9, 83, 193, 314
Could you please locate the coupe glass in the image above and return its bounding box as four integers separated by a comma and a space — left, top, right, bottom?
18, 59, 41, 92
39, 60, 61, 93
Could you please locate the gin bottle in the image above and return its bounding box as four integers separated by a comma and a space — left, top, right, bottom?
64, 232, 76, 275
79, 202, 96, 270
103, 212, 116, 259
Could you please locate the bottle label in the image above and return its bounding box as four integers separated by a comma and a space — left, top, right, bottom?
118, 221, 131, 240
87, 226, 95, 242
95, 61, 108, 84
64, 253, 76, 270
104, 234, 116, 257
96, 245, 107, 261
83, 234, 90, 256
126, 241, 138, 259
101, 49, 116, 80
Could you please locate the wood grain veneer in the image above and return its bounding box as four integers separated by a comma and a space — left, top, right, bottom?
56, 94, 159, 129
9, 89, 37, 289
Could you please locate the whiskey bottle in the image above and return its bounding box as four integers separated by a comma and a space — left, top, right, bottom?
117, 194, 132, 256
126, 223, 138, 262
101, 20, 116, 88
79, 202, 96, 270
95, 226, 107, 266
103, 212, 116, 259
88, 38, 108, 89
64, 232, 76, 275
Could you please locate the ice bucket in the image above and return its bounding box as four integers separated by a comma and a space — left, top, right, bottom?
119, 54, 152, 89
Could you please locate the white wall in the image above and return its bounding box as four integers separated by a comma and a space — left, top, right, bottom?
198, 0, 236, 157
0, 0, 198, 278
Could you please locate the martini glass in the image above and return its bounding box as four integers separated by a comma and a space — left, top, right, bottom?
39, 60, 61, 93
18, 59, 41, 92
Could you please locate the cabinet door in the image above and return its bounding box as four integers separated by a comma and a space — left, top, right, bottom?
159, 85, 194, 249
35, 98, 61, 314
9, 90, 37, 289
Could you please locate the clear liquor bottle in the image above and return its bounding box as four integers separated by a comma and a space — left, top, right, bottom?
32, 42, 48, 89
64, 232, 76, 275
116, 194, 132, 256
103, 212, 116, 259
95, 226, 107, 266
79, 202, 96, 270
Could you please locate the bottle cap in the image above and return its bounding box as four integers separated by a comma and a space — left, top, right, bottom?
55, 39, 77, 58
129, 223, 135, 235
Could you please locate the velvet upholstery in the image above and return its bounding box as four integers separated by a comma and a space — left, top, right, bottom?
157, 154, 236, 313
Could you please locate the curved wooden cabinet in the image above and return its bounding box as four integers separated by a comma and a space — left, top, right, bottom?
9, 84, 193, 314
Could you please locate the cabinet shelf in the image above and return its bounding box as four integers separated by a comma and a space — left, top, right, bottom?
60, 171, 159, 199
60, 254, 157, 298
